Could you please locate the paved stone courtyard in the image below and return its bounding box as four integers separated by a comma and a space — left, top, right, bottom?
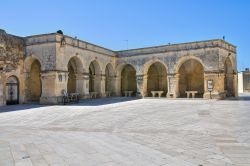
0, 95, 250, 166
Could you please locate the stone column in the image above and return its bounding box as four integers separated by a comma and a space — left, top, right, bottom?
136, 74, 145, 97
105, 75, 116, 96
203, 72, 225, 99
82, 73, 90, 99
75, 73, 85, 99
114, 76, 121, 96
40, 71, 68, 104
142, 74, 148, 97
167, 74, 180, 98
100, 74, 106, 97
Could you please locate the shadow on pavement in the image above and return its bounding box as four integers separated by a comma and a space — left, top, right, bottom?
72, 97, 138, 106
0, 104, 47, 113
0, 97, 139, 113
225, 93, 250, 101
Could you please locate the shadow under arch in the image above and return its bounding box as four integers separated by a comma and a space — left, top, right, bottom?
24, 56, 42, 102
89, 60, 102, 95
120, 64, 137, 96
105, 63, 115, 95
143, 59, 168, 76
145, 61, 168, 97
224, 57, 235, 97
67, 56, 84, 93
177, 58, 205, 98
174, 55, 205, 74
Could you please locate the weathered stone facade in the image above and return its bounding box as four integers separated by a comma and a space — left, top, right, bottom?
0, 29, 237, 105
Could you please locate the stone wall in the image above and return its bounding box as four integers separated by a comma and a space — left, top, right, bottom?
0, 29, 238, 105
0, 29, 25, 106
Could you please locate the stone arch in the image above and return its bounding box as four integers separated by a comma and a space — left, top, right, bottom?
67, 56, 83, 93
116, 62, 137, 77
26, 58, 42, 102
146, 62, 168, 97
6, 75, 19, 105
105, 63, 115, 94
24, 56, 42, 73
224, 57, 234, 97
86, 58, 105, 73
175, 55, 205, 74
89, 60, 102, 94
178, 59, 204, 98
143, 59, 168, 75
121, 64, 137, 96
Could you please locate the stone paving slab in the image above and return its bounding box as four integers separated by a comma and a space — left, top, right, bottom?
0, 97, 249, 166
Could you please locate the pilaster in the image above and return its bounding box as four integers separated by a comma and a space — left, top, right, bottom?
203, 72, 225, 99
136, 74, 145, 97
167, 74, 180, 98
40, 71, 68, 104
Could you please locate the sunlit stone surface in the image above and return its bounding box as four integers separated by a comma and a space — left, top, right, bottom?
0, 94, 249, 166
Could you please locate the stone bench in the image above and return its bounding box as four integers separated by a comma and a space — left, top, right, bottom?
151, 91, 164, 98
89, 92, 98, 98
105, 91, 111, 97
185, 91, 198, 98
124, 91, 133, 97
69, 93, 80, 103
60, 90, 79, 105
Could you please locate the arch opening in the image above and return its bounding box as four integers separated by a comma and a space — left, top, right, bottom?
67, 60, 76, 93
6, 76, 19, 105
67, 56, 84, 94
121, 64, 136, 96
89, 60, 101, 94
224, 57, 234, 97
146, 62, 168, 97
29, 59, 42, 102
105, 63, 115, 95
178, 59, 204, 98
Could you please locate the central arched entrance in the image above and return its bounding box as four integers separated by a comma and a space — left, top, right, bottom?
121, 64, 136, 96
178, 59, 204, 98
224, 57, 234, 97
146, 62, 168, 97
6, 76, 19, 105
29, 59, 42, 102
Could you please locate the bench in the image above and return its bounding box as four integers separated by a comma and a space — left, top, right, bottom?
151, 91, 164, 98
124, 91, 133, 97
185, 91, 198, 98
69, 93, 80, 103
105, 91, 111, 97
89, 92, 98, 98
61, 90, 79, 105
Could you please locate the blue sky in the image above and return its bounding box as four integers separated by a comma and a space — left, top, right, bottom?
1, 0, 249, 71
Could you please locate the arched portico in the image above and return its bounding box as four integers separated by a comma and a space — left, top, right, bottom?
178, 59, 204, 98
224, 57, 234, 97
25, 58, 42, 102
146, 62, 168, 97
105, 63, 115, 95
121, 64, 137, 96
89, 60, 102, 96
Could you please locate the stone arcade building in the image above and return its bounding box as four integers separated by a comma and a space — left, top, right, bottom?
0, 29, 237, 106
